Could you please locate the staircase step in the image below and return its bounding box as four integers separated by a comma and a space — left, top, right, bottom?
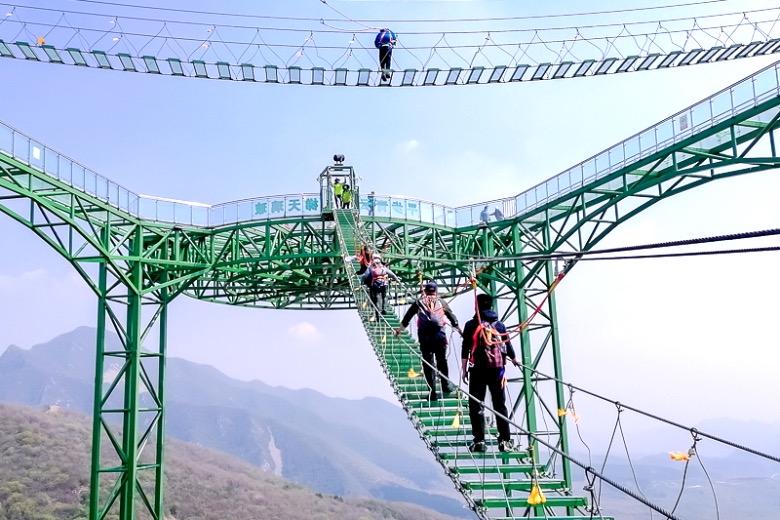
450, 464, 535, 475
421, 426, 484, 437
475, 495, 587, 509
492, 517, 613, 520
461, 478, 565, 492
439, 450, 529, 461
418, 415, 473, 428
405, 397, 465, 408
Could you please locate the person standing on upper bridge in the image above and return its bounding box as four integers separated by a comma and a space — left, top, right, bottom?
374, 28, 397, 82
362, 255, 399, 321
341, 184, 353, 209
480, 205, 490, 225
333, 178, 343, 208
395, 281, 462, 402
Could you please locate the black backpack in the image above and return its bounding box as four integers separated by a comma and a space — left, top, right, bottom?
475, 320, 505, 369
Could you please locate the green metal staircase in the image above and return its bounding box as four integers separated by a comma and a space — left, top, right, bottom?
334, 211, 611, 520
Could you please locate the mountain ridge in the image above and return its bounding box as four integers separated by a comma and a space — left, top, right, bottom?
0, 327, 470, 518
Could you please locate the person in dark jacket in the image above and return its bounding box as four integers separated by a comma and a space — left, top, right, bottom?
461, 293, 520, 452
374, 28, 397, 81
395, 281, 462, 401
361, 255, 399, 320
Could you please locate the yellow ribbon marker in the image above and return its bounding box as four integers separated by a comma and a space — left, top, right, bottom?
381, 334, 386, 344
408, 368, 420, 379
451, 412, 461, 429
557, 407, 580, 423
528, 484, 546, 505
398, 297, 406, 305
669, 451, 690, 461
361, 301, 366, 309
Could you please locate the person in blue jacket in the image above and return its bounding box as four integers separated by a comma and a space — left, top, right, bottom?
374, 28, 397, 81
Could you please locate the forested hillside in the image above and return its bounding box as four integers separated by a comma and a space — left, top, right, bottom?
0, 403, 465, 520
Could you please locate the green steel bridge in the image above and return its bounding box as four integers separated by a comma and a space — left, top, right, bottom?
1, 56, 780, 519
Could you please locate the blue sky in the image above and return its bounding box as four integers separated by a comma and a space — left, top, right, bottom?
1, 0, 780, 443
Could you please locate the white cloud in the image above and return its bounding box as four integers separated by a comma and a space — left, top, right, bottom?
287, 321, 323, 343
400, 139, 419, 153
0, 268, 48, 290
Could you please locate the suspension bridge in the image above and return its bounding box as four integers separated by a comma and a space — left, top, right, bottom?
1, 1, 780, 86
2, 2, 780, 520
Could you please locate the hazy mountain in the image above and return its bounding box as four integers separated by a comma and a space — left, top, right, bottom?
4, 327, 778, 519
0, 402, 463, 520
0, 327, 470, 518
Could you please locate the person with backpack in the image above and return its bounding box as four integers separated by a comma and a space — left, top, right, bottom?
361, 255, 399, 320
395, 281, 462, 402
461, 293, 520, 453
